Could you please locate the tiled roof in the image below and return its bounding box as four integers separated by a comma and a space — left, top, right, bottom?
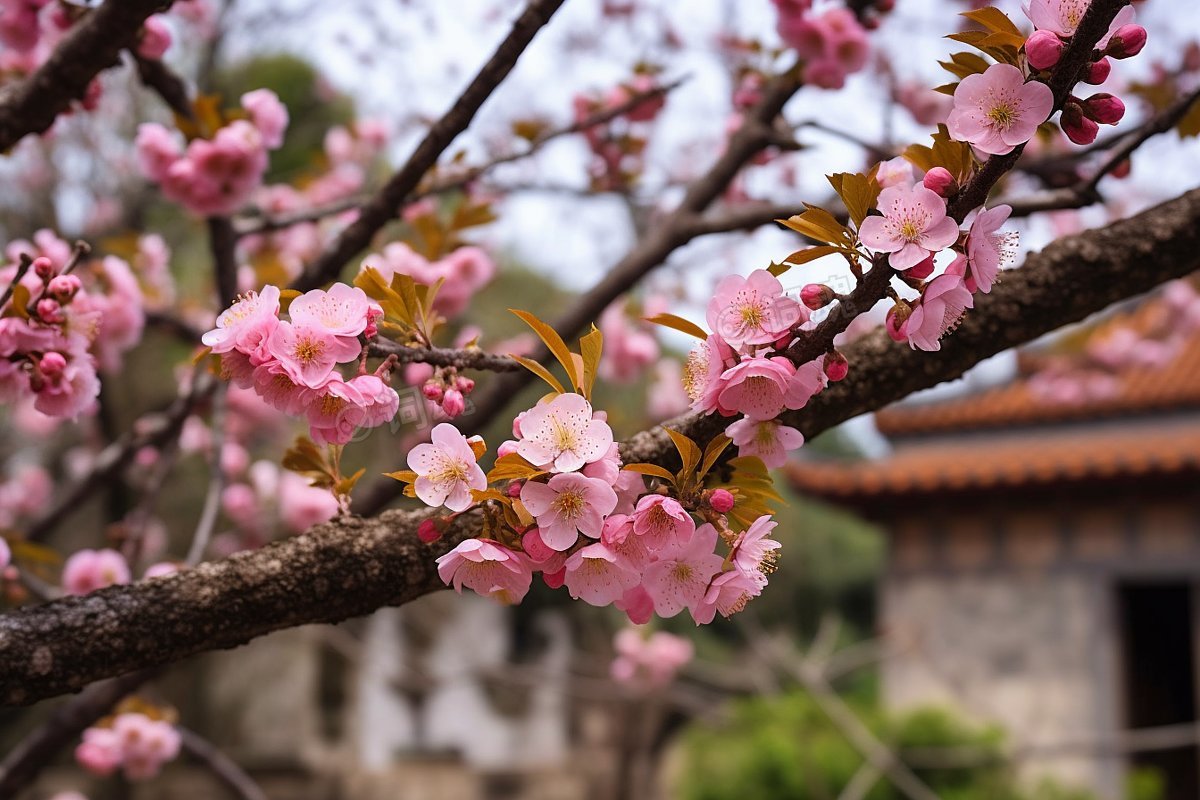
787, 419, 1200, 502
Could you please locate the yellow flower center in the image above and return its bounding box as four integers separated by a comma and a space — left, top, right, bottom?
739, 303, 765, 329
553, 488, 586, 519
986, 103, 1017, 130
293, 337, 325, 365
672, 562, 693, 582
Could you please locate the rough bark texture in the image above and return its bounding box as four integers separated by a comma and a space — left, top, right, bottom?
4, 188, 1200, 706
0, 0, 173, 152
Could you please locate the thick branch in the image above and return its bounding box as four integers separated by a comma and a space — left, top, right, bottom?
4, 188, 1200, 705
292, 0, 566, 291
0, 0, 173, 152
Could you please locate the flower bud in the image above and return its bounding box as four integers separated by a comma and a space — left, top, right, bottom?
36, 298, 63, 324
1110, 158, 1131, 179
885, 302, 912, 342
708, 488, 735, 513
905, 254, 935, 280
1105, 24, 1146, 59
1082, 93, 1125, 125
497, 439, 520, 459
421, 382, 443, 402
417, 519, 441, 544
47, 274, 81, 302
442, 388, 465, 418
1083, 57, 1111, 85
1060, 102, 1099, 145
1025, 30, 1064, 70
39, 351, 67, 379
922, 167, 956, 197
512, 410, 526, 438
823, 350, 849, 382
800, 283, 835, 310
32, 256, 55, 280
454, 375, 475, 394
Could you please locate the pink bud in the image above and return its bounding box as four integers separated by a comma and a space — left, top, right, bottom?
823, 350, 849, 382
1082, 93, 1125, 125
421, 382, 443, 402
543, 567, 566, 590
800, 283, 835, 310
885, 304, 911, 342
497, 440, 520, 458
417, 519, 441, 544
1083, 57, 1111, 85
47, 274, 81, 302
512, 410, 526, 438
454, 375, 475, 394
1110, 159, 1131, 179
709, 488, 735, 513
39, 351, 67, 379
1061, 102, 1099, 145
905, 254, 935, 280
137, 16, 172, 60
1105, 24, 1146, 59
442, 389, 465, 418
36, 298, 63, 324
506, 481, 523, 498
1025, 30, 1064, 70
32, 256, 55, 280
921, 167, 956, 197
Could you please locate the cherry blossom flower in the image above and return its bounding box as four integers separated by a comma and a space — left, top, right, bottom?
0, 537, 9, 571
520, 472, 618, 551
858, 183, 960, 270
436, 538, 533, 604
731, 515, 783, 585
407, 423, 487, 512
706, 269, 802, 349
641, 522, 724, 618
346, 374, 400, 428
905, 262, 975, 351
516, 392, 614, 473
726, 417, 805, 468
267, 321, 360, 388
946, 64, 1053, 156
601, 513, 652, 571
611, 628, 694, 685
1023, 0, 1135, 42
691, 569, 763, 625
683, 334, 737, 414
201, 286, 281, 353
598, 303, 659, 383
631, 495, 695, 550
563, 542, 640, 606
287, 283, 375, 340
241, 89, 289, 149
966, 204, 1018, 293
615, 585, 655, 625
111, 713, 181, 780
62, 548, 131, 595
717, 355, 823, 420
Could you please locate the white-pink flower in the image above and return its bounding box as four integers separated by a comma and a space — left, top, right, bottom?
946, 64, 1053, 156
731, 515, 783, 586
726, 417, 805, 468
516, 393, 614, 473
202, 286, 281, 353
267, 321, 360, 388
641, 522, 724, 618
288, 283, 375, 340
1022, 0, 1135, 41
563, 542, 640, 606
436, 538, 533, 604
691, 569, 763, 625
62, 548, 130, 595
904, 260, 975, 351
407, 422, 487, 512
631, 495, 695, 550
859, 183, 960, 270
706, 269, 803, 349
520, 472, 618, 551
966, 204, 1018, 294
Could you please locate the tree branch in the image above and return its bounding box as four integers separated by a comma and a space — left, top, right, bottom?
4, 186, 1200, 706
0, 0, 174, 152
369, 340, 523, 372
291, 0, 567, 291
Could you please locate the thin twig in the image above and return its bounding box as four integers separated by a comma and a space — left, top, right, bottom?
185, 383, 226, 566
179, 726, 270, 800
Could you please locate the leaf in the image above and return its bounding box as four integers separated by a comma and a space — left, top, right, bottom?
937, 51, 991, 81
622, 463, 677, 483
664, 428, 702, 478
1178, 96, 1200, 138
471, 488, 510, 504
783, 245, 843, 266
510, 309, 580, 392
487, 453, 544, 483
777, 205, 852, 246
278, 288, 302, 314
827, 172, 882, 228
579, 325, 603, 400
698, 434, 733, 480
384, 469, 418, 484
509, 354, 566, 395
645, 313, 708, 340
4, 284, 30, 319
767, 261, 791, 277
6, 539, 63, 566
961, 6, 1022, 37
335, 467, 366, 498
903, 124, 974, 183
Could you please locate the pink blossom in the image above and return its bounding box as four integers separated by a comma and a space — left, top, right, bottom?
202, 286, 281, 353
947, 64, 1053, 156
436, 538, 533, 604
641, 522, 724, 618
520, 473, 618, 551
360, 242, 495, 319
708, 488, 735, 513
966, 204, 1018, 293
707, 269, 802, 348
598, 303, 659, 383
144, 562, 180, 579
631, 494, 695, 550
612, 468, 645, 516
611, 628, 694, 685
563, 542, 640, 606
905, 263, 974, 351
346, 374, 399, 428
62, 548, 131, 595
407, 422, 487, 512
241, 89, 289, 149
876, 157, 914, 188
1023, 0, 1135, 42
137, 16, 172, 59
717, 355, 822, 420
516, 392, 614, 473
134, 123, 182, 181
614, 585, 655, 625
732, 515, 782, 584
691, 569, 763, 624
288, 283, 374, 340
279, 472, 338, 533
1025, 29, 1064, 70
601, 513, 652, 571
305, 376, 366, 445
76, 727, 122, 776
726, 417, 805, 468
267, 321, 360, 388
683, 334, 737, 414
859, 183, 960, 270
0, 536, 8, 571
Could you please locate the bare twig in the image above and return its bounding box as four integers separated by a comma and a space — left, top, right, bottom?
185, 383, 227, 566
179, 726, 270, 800
369, 340, 521, 372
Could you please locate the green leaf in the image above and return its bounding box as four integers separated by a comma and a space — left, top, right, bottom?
645, 313, 708, 340
511, 309, 580, 392
509, 353, 567, 394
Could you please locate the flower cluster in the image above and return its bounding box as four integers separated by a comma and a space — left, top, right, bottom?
572, 73, 666, 191
0, 233, 147, 419
773, 2, 871, 89
75, 712, 181, 780
360, 241, 495, 320
136, 89, 289, 216
61, 548, 131, 595
202, 283, 399, 446
610, 627, 694, 687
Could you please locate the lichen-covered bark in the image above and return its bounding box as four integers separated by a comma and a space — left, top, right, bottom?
4, 188, 1200, 707
0, 0, 175, 151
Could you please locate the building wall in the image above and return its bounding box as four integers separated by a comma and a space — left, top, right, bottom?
880, 498, 1200, 799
